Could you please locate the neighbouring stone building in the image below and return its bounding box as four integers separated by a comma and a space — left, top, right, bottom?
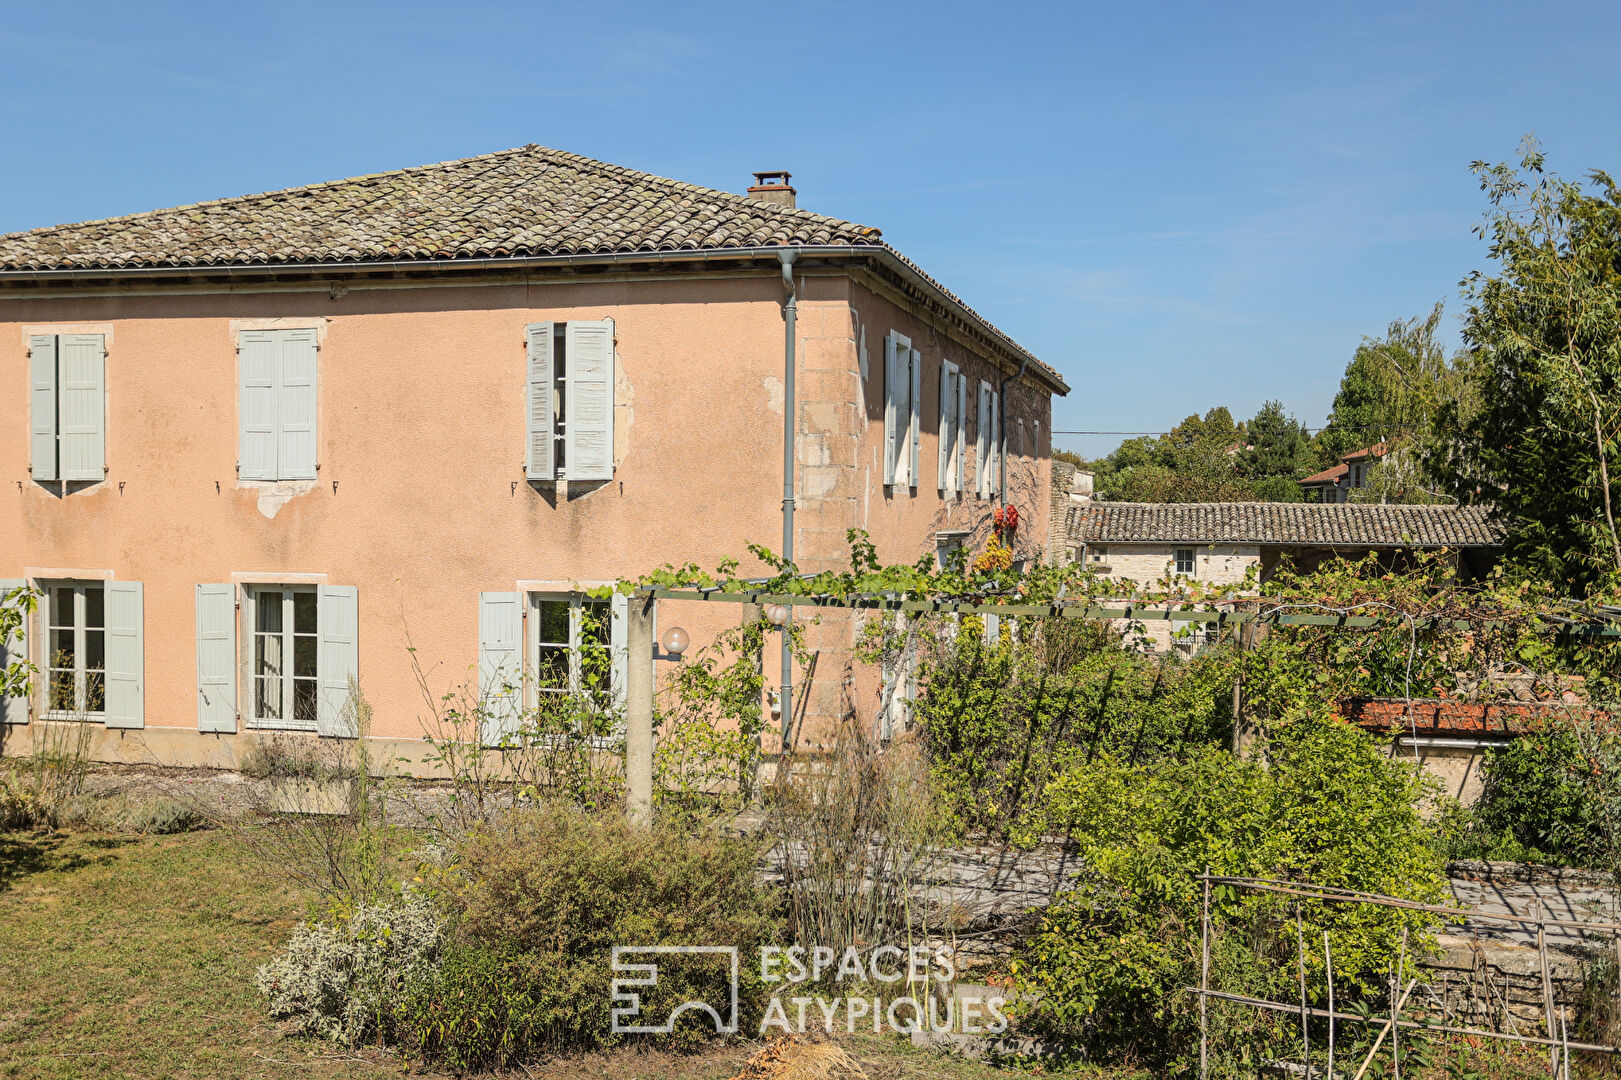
0, 146, 1067, 768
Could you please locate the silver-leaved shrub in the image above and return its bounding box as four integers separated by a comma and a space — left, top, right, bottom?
254, 890, 442, 1045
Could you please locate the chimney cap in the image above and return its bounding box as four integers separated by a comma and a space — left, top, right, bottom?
752, 170, 792, 186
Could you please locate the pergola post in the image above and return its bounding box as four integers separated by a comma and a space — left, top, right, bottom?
626, 594, 654, 826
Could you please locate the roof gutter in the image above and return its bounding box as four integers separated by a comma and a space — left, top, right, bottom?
0, 244, 1069, 395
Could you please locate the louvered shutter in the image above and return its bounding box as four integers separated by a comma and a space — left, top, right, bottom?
29, 336, 57, 481
977, 381, 992, 498
238, 331, 279, 481
58, 335, 105, 482
196, 584, 237, 733
525, 323, 555, 480
991, 391, 1002, 497
883, 335, 901, 486
1, 579, 29, 724
316, 585, 358, 736
908, 348, 921, 487
103, 581, 143, 729
477, 591, 522, 745
279, 330, 319, 481
937, 361, 951, 492
946, 369, 959, 486
565, 319, 615, 482
610, 591, 629, 712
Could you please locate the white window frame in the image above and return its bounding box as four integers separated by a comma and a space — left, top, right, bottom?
245, 584, 321, 731
1174, 548, 1196, 577
526, 592, 617, 708
43, 580, 106, 719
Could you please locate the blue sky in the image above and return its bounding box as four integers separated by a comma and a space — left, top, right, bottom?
3, 1, 1616, 460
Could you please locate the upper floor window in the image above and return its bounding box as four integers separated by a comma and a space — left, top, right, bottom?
977, 379, 1002, 499
238, 329, 318, 481
1174, 548, 1196, 576
526, 320, 616, 483
883, 332, 920, 489
29, 334, 106, 483
937, 361, 966, 496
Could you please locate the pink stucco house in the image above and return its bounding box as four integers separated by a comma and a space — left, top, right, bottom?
0, 146, 1067, 767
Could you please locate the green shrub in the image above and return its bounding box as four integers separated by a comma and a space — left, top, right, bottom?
126, 797, 203, 835
914, 618, 1234, 835
395, 806, 780, 1069
254, 890, 441, 1046
1469, 731, 1606, 866
1010, 717, 1446, 1072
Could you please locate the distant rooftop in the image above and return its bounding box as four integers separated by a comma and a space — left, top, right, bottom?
1072, 501, 1502, 548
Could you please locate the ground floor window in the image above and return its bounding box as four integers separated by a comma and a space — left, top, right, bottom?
249, 585, 319, 730
531, 593, 613, 706
47, 582, 104, 717
1175, 547, 1196, 576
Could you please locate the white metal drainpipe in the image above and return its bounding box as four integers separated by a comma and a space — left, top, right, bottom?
778, 249, 798, 751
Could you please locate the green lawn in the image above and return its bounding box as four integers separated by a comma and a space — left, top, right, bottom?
0, 828, 1105, 1080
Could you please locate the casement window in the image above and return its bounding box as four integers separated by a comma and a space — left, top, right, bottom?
194, 583, 359, 736
936, 360, 967, 495
883, 332, 921, 489
16, 579, 144, 728
238, 329, 319, 482
1174, 548, 1196, 576
526, 320, 616, 483
976, 380, 1001, 499
29, 334, 106, 483
477, 589, 629, 745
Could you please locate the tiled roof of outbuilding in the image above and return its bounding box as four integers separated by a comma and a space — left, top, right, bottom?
1299, 463, 1349, 485
0, 145, 1067, 393
1072, 502, 1503, 548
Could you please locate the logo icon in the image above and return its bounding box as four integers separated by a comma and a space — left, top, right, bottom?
610, 946, 740, 1034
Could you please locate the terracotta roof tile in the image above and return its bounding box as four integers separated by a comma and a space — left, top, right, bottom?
1300, 463, 1349, 485
1071, 502, 1503, 547
0, 144, 1065, 393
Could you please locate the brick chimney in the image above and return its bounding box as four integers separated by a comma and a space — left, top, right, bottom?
747, 170, 796, 209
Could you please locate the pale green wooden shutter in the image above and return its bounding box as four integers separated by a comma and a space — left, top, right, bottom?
477, 591, 522, 745
196, 584, 237, 733
103, 581, 143, 729
525, 324, 555, 480
238, 332, 278, 481
985, 389, 998, 499
908, 348, 921, 487
937, 360, 950, 492
946, 368, 959, 489
977, 381, 992, 498
1, 579, 29, 724
565, 320, 615, 482
29, 336, 57, 481
316, 585, 359, 736
58, 335, 105, 483
883, 335, 901, 486
279, 330, 319, 481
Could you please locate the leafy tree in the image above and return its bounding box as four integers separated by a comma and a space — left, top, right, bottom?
1455, 138, 1621, 592
1235, 399, 1311, 481
1315, 302, 1459, 467
0, 584, 35, 706
1052, 448, 1087, 468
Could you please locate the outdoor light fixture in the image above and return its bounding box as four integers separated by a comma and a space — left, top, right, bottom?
656, 626, 690, 661
764, 604, 790, 627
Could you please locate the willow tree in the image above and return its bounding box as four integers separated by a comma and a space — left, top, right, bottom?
1458, 138, 1621, 594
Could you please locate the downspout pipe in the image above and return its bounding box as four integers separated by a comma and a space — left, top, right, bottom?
778, 249, 798, 751
997, 357, 1029, 505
